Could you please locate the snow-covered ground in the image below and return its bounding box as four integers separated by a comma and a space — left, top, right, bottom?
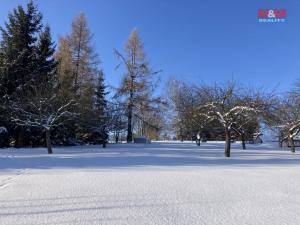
0, 142, 299, 225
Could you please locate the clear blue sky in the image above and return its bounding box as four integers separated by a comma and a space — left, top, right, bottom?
1, 0, 299, 94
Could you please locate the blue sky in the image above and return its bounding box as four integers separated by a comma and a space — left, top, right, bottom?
1, 0, 299, 94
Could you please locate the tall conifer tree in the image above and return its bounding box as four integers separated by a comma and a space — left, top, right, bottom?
0, 1, 57, 147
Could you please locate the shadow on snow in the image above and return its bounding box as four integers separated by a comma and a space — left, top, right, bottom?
0, 142, 299, 170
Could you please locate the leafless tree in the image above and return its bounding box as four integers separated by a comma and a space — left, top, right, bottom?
168, 79, 200, 141
231, 115, 260, 149
196, 82, 263, 157
107, 101, 127, 143
269, 96, 300, 153
10, 81, 77, 154
114, 28, 163, 142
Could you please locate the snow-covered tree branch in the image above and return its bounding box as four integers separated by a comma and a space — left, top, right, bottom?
267, 93, 300, 153
10, 81, 77, 154
196, 82, 264, 157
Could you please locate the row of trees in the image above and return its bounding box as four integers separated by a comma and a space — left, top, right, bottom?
1, 2, 299, 157
168, 79, 300, 157
0, 1, 166, 153
0, 2, 109, 153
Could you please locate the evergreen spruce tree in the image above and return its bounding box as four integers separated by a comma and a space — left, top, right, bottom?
0, 1, 57, 147
0, 1, 43, 147
36, 25, 57, 83
95, 70, 108, 114
0, 1, 42, 96
93, 71, 109, 147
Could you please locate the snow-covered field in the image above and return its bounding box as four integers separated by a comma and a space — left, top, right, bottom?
0, 142, 299, 225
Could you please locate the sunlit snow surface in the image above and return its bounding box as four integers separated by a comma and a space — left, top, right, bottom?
0, 142, 299, 225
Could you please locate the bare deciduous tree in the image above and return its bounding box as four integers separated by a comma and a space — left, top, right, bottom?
196, 82, 263, 157
10, 82, 76, 154
270, 97, 300, 153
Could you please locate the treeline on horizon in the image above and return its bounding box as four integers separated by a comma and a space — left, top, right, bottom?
0, 1, 299, 157
0, 1, 166, 153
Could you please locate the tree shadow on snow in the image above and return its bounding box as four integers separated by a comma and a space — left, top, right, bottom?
0, 142, 299, 170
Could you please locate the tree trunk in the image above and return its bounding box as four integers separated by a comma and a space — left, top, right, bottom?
15, 127, 25, 148
279, 137, 283, 148
281, 140, 284, 148
45, 129, 53, 154
115, 133, 119, 143
290, 136, 295, 153
127, 76, 134, 143
196, 140, 200, 146
225, 127, 231, 157
127, 107, 133, 143
241, 132, 246, 150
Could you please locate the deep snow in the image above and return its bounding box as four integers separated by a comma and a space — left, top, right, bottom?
0, 142, 299, 225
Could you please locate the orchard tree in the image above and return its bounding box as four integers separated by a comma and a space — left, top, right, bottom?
270, 96, 300, 153
10, 77, 76, 154
263, 83, 300, 153
197, 82, 263, 157
231, 115, 260, 149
